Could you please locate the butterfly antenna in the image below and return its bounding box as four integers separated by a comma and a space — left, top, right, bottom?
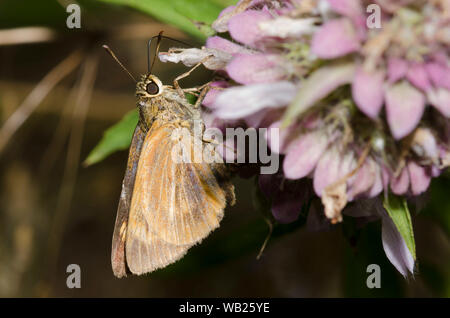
102, 45, 136, 83
148, 31, 163, 74
147, 31, 193, 74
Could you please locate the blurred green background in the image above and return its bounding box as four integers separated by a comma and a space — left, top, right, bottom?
0, 0, 448, 297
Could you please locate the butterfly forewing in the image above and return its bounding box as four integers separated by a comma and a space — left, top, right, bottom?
125, 120, 227, 274
111, 124, 146, 278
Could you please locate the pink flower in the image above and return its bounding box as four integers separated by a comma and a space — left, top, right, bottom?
159, 0, 450, 277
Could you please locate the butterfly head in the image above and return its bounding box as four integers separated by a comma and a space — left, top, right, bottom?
136, 74, 163, 99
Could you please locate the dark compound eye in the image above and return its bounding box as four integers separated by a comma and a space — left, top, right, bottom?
146, 81, 159, 95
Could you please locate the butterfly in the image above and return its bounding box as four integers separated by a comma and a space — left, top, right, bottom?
104, 35, 235, 278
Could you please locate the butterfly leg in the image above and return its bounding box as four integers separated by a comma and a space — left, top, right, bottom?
173, 56, 213, 97
193, 84, 210, 109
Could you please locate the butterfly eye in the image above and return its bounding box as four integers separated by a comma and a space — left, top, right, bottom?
146, 81, 159, 95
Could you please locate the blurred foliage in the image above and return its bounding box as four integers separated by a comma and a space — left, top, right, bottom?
0, 0, 67, 28
0, 0, 118, 29
85, 109, 138, 166
98, 0, 237, 39
383, 194, 416, 260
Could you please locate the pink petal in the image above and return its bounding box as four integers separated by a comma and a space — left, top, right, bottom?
425, 62, 450, 90
228, 10, 272, 47
311, 18, 360, 59
385, 82, 425, 139
226, 53, 286, 84
283, 131, 328, 179
258, 17, 318, 38
206, 36, 246, 55
427, 88, 450, 118
348, 159, 375, 200
381, 165, 390, 191
390, 167, 409, 195
214, 81, 297, 119
406, 63, 431, 91
202, 81, 230, 108
283, 62, 355, 125
368, 163, 383, 197
407, 161, 431, 195
352, 67, 385, 118
212, 5, 236, 32
327, 0, 363, 19
313, 148, 341, 196
387, 58, 408, 83
244, 108, 270, 128
411, 127, 439, 160
381, 212, 415, 276
265, 120, 295, 154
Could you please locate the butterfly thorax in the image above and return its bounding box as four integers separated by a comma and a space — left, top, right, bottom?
135, 74, 198, 132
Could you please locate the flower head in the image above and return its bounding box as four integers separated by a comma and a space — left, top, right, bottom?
159, 0, 450, 276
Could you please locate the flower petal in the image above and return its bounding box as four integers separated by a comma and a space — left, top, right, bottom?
347, 159, 375, 200
258, 17, 318, 38
381, 213, 415, 276
311, 18, 360, 59
425, 62, 450, 90
211, 5, 236, 32
212, 0, 253, 33
228, 10, 272, 47
352, 67, 385, 118
385, 82, 425, 139
327, 0, 363, 18
411, 127, 439, 161
390, 167, 410, 195
202, 81, 230, 109
387, 58, 408, 83
282, 61, 355, 126
206, 36, 247, 55
266, 120, 296, 154
283, 131, 328, 179
226, 54, 286, 84
313, 148, 341, 196
368, 163, 383, 197
407, 161, 431, 195
406, 63, 431, 91
427, 88, 450, 118
213, 81, 297, 119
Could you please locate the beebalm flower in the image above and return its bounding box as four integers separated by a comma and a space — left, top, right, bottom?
159, 0, 450, 276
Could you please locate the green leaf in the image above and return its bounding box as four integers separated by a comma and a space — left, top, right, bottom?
97, 0, 236, 40
84, 109, 138, 166
383, 193, 416, 260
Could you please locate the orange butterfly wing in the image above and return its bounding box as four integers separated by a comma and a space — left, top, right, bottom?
125, 121, 228, 274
